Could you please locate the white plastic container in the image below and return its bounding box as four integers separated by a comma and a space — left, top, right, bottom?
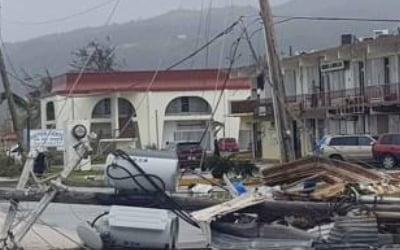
105, 150, 179, 193
107, 206, 179, 249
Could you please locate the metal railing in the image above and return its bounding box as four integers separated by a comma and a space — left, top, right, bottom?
284, 83, 400, 111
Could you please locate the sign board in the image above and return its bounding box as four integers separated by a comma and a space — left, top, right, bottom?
30, 129, 65, 149
320, 60, 345, 73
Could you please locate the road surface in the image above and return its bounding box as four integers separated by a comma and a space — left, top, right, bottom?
0, 201, 208, 250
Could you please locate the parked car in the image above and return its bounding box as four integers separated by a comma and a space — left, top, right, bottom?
372, 133, 400, 169
314, 135, 375, 162
167, 141, 204, 169
218, 138, 239, 152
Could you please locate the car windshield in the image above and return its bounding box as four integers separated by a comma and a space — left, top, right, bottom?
317, 136, 328, 147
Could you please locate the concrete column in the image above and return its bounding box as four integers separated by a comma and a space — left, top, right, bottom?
111, 94, 119, 138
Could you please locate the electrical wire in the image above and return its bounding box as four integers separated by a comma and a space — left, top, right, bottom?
165, 16, 242, 71
199, 31, 244, 145
0, 2, 123, 246
107, 150, 199, 228
203, 0, 213, 68
5, 0, 119, 26
190, 0, 205, 69
31, 0, 122, 152
274, 15, 400, 23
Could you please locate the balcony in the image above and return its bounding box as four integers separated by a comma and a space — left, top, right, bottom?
230, 100, 256, 116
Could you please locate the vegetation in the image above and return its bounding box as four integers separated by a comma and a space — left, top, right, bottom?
0, 153, 22, 177
204, 154, 258, 179
91, 154, 108, 165
70, 38, 120, 72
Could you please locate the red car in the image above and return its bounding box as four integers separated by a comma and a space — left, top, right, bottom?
372, 134, 400, 169
168, 142, 204, 169
218, 138, 239, 152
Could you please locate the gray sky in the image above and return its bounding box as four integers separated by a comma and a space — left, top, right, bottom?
0, 0, 290, 42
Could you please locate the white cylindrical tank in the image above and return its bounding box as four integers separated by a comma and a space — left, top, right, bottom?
105, 150, 179, 193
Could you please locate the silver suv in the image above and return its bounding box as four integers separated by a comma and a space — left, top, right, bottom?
314, 135, 375, 162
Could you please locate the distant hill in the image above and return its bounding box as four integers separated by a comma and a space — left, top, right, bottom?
1, 0, 400, 131
4, 0, 400, 85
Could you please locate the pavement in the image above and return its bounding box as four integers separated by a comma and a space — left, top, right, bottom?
0, 201, 208, 250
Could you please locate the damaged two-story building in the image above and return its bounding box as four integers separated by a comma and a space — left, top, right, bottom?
231, 32, 400, 160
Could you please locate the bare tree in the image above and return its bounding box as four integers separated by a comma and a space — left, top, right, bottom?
70, 38, 120, 72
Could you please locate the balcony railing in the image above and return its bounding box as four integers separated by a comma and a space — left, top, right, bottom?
284, 83, 400, 111
230, 83, 400, 117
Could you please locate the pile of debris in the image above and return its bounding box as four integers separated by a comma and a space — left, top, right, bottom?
262, 157, 399, 201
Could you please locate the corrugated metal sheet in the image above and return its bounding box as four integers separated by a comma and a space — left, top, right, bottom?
314, 215, 378, 250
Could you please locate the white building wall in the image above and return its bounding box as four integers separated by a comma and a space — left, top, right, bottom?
41, 88, 249, 150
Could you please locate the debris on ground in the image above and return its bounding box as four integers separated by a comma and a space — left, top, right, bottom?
261, 157, 400, 201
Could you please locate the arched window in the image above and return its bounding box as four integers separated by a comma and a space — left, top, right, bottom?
46, 102, 55, 121
91, 98, 138, 139
118, 98, 136, 118
92, 98, 111, 119
91, 98, 112, 138
165, 96, 211, 116
117, 98, 137, 138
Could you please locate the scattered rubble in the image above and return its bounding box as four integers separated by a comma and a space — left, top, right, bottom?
262, 157, 400, 201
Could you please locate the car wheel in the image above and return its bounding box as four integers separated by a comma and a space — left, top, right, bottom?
330, 155, 344, 161
382, 155, 396, 170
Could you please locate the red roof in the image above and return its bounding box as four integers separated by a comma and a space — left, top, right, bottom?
52, 69, 251, 95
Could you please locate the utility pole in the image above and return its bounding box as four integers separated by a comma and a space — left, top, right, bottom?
0, 47, 21, 146
259, 0, 295, 162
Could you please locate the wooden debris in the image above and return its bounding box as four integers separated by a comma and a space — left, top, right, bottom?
262, 157, 396, 200
312, 183, 346, 200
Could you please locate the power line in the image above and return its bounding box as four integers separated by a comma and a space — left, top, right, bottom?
165, 17, 242, 71
4, 0, 118, 25
274, 15, 400, 23
31, 0, 122, 153
199, 31, 244, 144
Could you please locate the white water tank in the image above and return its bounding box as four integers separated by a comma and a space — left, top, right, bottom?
104, 150, 179, 193
77, 206, 179, 249
107, 206, 179, 249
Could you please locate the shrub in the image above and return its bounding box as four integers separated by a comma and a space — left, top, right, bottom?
0, 153, 22, 177
46, 150, 64, 167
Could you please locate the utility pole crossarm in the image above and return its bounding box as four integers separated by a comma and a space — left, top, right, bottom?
259, 0, 295, 162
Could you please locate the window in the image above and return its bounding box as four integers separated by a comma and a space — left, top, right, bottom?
379, 135, 400, 145
392, 135, 400, 145
117, 99, 137, 139
91, 123, 112, 139
380, 135, 392, 144
329, 137, 358, 146
358, 136, 372, 146
165, 97, 211, 116
46, 102, 55, 121
384, 57, 390, 84
92, 99, 111, 119
181, 97, 189, 112
118, 99, 136, 118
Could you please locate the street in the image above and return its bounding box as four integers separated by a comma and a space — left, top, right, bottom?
0, 201, 208, 250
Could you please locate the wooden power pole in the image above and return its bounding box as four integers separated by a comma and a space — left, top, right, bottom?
0, 46, 21, 144
259, 0, 295, 162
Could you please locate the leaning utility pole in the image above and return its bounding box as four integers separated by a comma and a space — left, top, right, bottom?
259, 0, 295, 162
0, 43, 21, 145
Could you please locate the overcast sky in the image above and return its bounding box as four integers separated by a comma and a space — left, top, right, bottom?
0, 0, 290, 42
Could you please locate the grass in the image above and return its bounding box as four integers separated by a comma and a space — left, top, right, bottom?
47, 166, 107, 187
